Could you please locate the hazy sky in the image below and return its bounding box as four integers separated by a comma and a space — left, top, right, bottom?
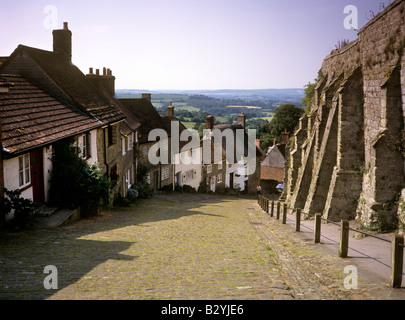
0, 0, 392, 90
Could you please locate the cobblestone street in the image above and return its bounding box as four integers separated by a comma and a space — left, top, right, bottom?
0, 193, 401, 300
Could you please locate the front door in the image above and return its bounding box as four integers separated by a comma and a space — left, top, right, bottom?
229, 172, 234, 189
30, 149, 44, 203
153, 170, 159, 191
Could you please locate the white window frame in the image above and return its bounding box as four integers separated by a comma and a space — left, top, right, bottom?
18, 153, 31, 188
77, 133, 91, 160
82, 134, 87, 159
217, 174, 222, 183
122, 137, 127, 155
126, 169, 131, 189
162, 166, 170, 181
142, 145, 148, 158
183, 170, 194, 183
128, 132, 134, 150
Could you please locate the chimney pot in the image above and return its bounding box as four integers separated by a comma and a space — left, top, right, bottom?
142, 93, 151, 102
281, 129, 290, 144
96, 69, 100, 75
89, 67, 93, 74
168, 102, 174, 117
53, 21, 72, 61
103, 67, 107, 76
206, 115, 214, 130
237, 113, 246, 128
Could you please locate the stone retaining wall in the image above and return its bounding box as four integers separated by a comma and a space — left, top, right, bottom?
285, 0, 405, 231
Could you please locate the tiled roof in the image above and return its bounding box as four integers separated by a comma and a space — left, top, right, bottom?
0, 74, 102, 155
160, 114, 190, 148
0, 45, 125, 124
0, 57, 8, 67
119, 98, 172, 144
213, 123, 264, 159
261, 145, 285, 168
115, 99, 141, 136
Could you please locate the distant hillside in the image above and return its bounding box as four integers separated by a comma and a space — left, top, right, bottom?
115, 88, 305, 131
116, 88, 304, 101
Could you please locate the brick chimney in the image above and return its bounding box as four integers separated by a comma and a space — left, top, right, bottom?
206, 115, 214, 130
142, 93, 151, 102
281, 129, 289, 144
53, 22, 72, 62
102, 68, 115, 96
168, 101, 174, 117
86, 67, 115, 96
237, 113, 246, 128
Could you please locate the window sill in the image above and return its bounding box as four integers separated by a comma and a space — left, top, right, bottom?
19, 184, 32, 193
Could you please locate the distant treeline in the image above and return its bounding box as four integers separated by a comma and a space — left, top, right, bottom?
156, 108, 268, 128
156, 94, 302, 117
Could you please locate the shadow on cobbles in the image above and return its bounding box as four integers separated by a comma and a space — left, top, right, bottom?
0, 192, 254, 299
0, 192, 254, 300
0, 229, 136, 299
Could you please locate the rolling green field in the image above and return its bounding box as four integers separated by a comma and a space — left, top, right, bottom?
116, 92, 284, 130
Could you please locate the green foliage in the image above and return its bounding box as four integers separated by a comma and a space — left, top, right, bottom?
49, 138, 110, 215
131, 162, 154, 199
246, 118, 269, 131
258, 104, 305, 151
3, 188, 37, 229
198, 180, 206, 193
302, 70, 323, 113
302, 81, 317, 113
136, 162, 149, 184
132, 183, 153, 199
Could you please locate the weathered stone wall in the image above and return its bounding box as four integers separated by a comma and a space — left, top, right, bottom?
96, 124, 124, 201
285, 0, 405, 231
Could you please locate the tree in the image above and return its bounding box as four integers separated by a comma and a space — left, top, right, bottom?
258, 104, 305, 151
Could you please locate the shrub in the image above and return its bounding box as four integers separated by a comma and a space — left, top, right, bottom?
3, 188, 37, 229
134, 183, 154, 199
49, 138, 110, 216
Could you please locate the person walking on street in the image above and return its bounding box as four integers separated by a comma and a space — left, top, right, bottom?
256, 185, 262, 199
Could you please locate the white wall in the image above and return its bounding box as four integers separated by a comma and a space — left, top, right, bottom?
174, 147, 202, 190
226, 161, 248, 191
88, 129, 98, 165
3, 155, 33, 220
75, 130, 98, 166
5, 129, 99, 208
